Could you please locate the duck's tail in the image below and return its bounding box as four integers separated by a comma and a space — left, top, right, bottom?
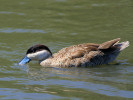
114, 41, 129, 51
98, 38, 129, 52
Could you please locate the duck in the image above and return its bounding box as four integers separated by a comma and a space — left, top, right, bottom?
19, 38, 129, 67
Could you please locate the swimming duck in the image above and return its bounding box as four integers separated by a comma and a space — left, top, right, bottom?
19, 38, 129, 67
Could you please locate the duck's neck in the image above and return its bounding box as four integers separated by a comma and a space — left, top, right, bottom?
39, 54, 52, 64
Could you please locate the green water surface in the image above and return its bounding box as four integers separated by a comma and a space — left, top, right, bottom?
0, 0, 133, 100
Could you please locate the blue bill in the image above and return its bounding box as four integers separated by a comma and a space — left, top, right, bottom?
19, 56, 31, 65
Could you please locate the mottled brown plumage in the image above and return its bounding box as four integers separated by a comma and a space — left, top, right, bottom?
19, 38, 129, 67
40, 38, 129, 67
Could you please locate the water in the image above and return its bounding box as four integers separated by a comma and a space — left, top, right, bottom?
0, 0, 133, 100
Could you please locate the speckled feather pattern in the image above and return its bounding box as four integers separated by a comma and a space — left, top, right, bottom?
40, 38, 129, 67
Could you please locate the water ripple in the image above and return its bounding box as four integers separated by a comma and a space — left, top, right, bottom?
17, 79, 133, 98
0, 11, 25, 15
0, 28, 46, 33
0, 88, 66, 100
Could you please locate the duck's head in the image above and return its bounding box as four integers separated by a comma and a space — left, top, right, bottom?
19, 44, 52, 65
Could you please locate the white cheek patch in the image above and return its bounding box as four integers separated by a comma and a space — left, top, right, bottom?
27, 50, 51, 61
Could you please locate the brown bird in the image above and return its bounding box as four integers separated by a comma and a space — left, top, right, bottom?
19, 38, 129, 67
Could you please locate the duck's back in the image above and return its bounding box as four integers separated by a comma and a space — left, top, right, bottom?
54, 43, 99, 58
